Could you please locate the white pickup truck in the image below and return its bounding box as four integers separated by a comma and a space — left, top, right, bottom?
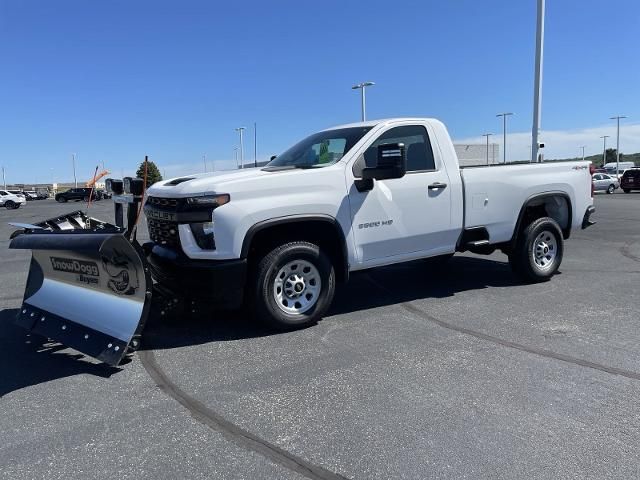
144, 117, 595, 330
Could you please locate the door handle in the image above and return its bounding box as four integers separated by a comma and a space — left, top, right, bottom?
428, 182, 448, 190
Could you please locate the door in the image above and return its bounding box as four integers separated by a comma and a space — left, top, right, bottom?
348, 124, 455, 265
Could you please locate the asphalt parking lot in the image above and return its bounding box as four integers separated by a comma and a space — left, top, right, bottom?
1, 192, 639, 479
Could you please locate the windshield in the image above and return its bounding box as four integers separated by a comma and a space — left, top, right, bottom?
267, 127, 372, 169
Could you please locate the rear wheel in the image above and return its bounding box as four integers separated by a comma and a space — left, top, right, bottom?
623, 189, 631, 193
607, 184, 615, 194
254, 241, 335, 331
509, 217, 563, 282
57, 196, 67, 203
4, 200, 15, 209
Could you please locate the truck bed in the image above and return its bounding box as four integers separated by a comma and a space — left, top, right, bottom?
460, 161, 592, 244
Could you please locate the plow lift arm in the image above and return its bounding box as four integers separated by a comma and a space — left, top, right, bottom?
9, 177, 152, 366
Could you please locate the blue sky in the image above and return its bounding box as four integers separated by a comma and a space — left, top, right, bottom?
1, 0, 638, 183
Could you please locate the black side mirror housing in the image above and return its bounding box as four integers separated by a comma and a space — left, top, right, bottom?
362, 143, 406, 181
270, 155, 277, 161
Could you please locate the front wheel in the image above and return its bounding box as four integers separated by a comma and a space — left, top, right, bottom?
607, 184, 615, 194
4, 201, 15, 210
623, 189, 631, 194
253, 241, 335, 331
509, 217, 564, 282
56, 197, 67, 203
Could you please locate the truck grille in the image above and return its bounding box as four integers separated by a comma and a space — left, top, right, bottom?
145, 197, 183, 248
147, 218, 180, 247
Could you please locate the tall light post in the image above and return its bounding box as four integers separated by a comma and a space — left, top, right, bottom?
600, 135, 610, 168
202, 154, 207, 173
482, 133, 493, 165
610, 115, 627, 178
351, 81, 375, 122
496, 112, 514, 163
254, 122, 257, 168
531, 0, 545, 164
579, 146, 586, 161
72, 153, 78, 187
235, 127, 246, 169
234, 147, 239, 169
2, 166, 6, 190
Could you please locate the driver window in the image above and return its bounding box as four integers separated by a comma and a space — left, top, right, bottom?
353, 125, 435, 177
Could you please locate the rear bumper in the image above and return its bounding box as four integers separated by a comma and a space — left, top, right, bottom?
146, 244, 246, 309
582, 205, 596, 229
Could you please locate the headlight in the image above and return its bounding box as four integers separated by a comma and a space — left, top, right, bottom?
186, 194, 230, 207
190, 221, 216, 250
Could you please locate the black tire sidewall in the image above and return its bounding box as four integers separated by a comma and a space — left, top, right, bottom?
255, 242, 335, 330
607, 185, 614, 194
517, 218, 564, 281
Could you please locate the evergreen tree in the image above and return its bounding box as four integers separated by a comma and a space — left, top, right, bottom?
135, 160, 163, 186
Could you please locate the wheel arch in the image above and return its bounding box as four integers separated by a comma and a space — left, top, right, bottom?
241, 214, 349, 282
511, 192, 572, 247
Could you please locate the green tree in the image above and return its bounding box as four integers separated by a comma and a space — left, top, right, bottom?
605, 148, 618, 164
135, 160, 163, 186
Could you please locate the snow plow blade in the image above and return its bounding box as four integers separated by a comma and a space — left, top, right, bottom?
10, 211, 151, 366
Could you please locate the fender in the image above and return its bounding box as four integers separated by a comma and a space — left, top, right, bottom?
510, 191, 573, 247
240, 214, 350, 281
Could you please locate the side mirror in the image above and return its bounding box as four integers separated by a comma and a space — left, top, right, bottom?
270, 155, 277, 161
362, 143, 406, 181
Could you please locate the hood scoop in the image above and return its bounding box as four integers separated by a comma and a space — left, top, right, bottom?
165, 176, 196, 186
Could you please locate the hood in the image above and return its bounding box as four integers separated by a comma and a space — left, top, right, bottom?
146, 166, 334, 197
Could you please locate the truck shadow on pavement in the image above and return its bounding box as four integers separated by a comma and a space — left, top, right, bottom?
142, 255, 525, 350
0, 308, 121, 397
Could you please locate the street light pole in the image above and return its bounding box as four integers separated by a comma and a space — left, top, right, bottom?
254, 122, 257, 167
482, 133, 493, 165
600, 135, 609, 167
610, 115, 627, 178
531, 0, 545, 164
235, 127, 246, 169
351, 82, 375, 122
2, 166, 6, 190
496, 113, 514, 163
72, 153, 78, 187
203, 154, 207, 173
580, 146, 586, 162
234, 147, 239, 169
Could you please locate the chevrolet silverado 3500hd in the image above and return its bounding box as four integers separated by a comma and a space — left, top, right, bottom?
143, 117, 595, 330
10, 117, 595, 365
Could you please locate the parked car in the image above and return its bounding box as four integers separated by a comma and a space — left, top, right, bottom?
592, 173, 619, 194
97, 189, 111, 199
0, 189, 27, 209
55, 187, 101, 202
620, 168, 640, 193
35, 190, 49, 200
7, 190, 26, 200
23, 190, 40, 201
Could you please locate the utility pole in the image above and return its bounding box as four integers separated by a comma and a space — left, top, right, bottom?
235, 127, 246, 169
610, 115, 627, 178
600, 135, 609, 167
482, 133, 493, 165
496, 113, 514, 163
351, 82, 375, 122
531, 0, 545, 164
72, 153, 78, 187
254, 122, 257, 167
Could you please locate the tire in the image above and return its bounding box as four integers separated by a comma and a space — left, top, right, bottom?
509, 217, 564, 282
57, 197, 67, 203
607, 184, 615, 194
4, 201, 15, 210
623, 189, 631, 193
253, 241, 335, 331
